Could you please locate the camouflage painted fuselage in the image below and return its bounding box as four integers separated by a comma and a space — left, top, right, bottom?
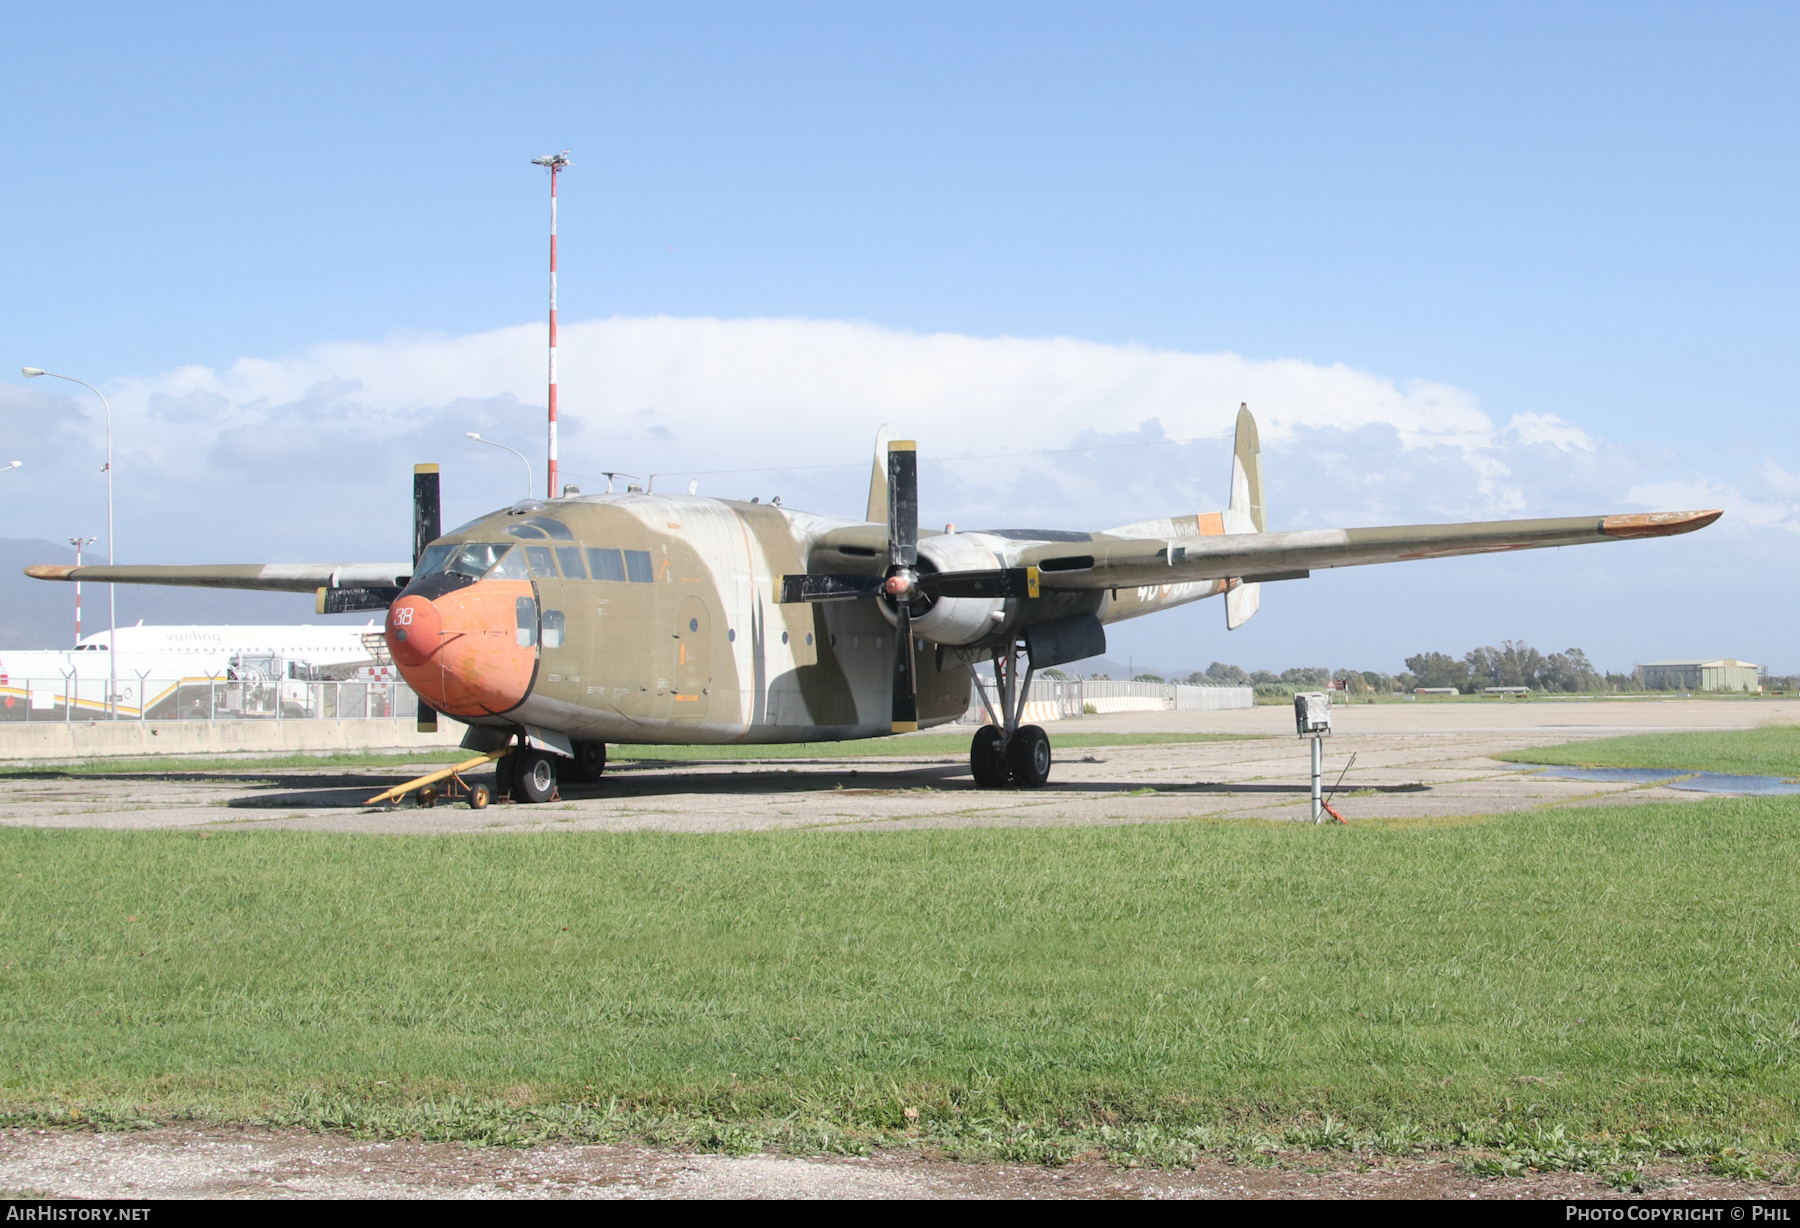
386, 493, 1227, 745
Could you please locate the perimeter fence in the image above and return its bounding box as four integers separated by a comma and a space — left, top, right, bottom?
0, 674, 421, 723
961, 679, 1253, 724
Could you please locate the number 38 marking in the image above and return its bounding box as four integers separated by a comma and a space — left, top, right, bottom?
393, 607, 414, 626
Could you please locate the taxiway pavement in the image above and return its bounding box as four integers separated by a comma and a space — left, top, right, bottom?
1, 699, 1792, 835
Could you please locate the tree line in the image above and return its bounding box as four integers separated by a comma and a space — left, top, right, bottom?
1174, 642, 1791, 696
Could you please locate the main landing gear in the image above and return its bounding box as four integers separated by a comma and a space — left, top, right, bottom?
494, 738, 607, 804
969, 642, 1053, 789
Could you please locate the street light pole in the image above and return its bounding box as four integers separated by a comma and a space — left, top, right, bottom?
24, 369, 115, 716
464, 432, 534, 500
68, 536, 96, 646
530, 151, 570, 500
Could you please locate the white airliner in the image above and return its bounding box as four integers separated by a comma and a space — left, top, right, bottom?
0, 623, 389, 718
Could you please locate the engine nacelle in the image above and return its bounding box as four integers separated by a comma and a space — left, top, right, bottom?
876, 532, 1010, 646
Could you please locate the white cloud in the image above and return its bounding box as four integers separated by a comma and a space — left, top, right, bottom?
100, 316, 1502, 473
1506, 411, 1595, 452
8, 314, 1797, 670
0, 313, 1778, 559
1624, 477, 1800, 535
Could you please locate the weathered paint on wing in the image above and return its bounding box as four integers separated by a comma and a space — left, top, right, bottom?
23, 562, 411, 592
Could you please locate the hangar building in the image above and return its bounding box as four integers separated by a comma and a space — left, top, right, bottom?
1641, 659, 1761, 693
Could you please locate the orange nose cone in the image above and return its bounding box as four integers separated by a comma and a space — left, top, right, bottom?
386, 596, 441, 668
388, 581, 537, 718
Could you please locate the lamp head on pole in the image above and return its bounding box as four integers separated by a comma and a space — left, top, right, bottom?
530, 152, 571, 170
2, 461, 20, 471
21, 368, 44, 377
465, 432, 482, 441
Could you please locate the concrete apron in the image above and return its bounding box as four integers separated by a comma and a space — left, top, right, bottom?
0, 718, 467, 762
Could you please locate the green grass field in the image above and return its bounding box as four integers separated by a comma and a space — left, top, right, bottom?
2, 798, 1797, 1171
1497, 725, 1800, 779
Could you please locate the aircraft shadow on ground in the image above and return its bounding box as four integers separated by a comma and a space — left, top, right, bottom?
217, 764, 1431, 809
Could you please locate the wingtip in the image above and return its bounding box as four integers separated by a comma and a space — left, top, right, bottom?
24, 565, 77, 581
1601, 510, 1723, 539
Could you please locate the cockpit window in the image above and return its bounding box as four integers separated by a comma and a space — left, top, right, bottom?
523, 545, 557, 577
445, 542, 512, 579
503, 524, 549, 539
484, 547, 528, 580
414, 543, 456, 576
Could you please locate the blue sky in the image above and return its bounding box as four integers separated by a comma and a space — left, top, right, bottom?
3, 2, 1796, 673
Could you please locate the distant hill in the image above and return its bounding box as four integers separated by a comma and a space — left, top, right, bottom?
0, 539, 380, 649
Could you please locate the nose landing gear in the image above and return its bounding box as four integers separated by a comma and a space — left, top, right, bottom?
495, 738, 603, 803
969, 639, 1053, 789
514, 750, 560, 804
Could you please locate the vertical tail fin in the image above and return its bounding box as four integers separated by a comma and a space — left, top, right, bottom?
1225, 403, 1264, 533
1224, 404, 1264, 630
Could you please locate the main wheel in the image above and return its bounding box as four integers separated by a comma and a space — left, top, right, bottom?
516, 750, 559, 803
970, 725, 1011, 788
569, 740, 607, 783
1006, 725, 1052, 788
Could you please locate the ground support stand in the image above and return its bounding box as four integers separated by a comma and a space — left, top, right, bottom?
365, 750, 506, 810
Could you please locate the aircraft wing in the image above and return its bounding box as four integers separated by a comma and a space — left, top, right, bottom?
1016, 510, 1721, 590
23, 563, 412, 593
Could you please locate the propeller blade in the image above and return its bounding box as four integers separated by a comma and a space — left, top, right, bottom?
887, 441, 917, 570
891, 603, 918, 732
413, 463, 441, 568
779, 573, 886, 603
918, 567, 1040, 600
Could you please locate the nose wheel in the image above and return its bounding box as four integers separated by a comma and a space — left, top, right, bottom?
509, 749, 561, 804
968, 640, 1053, 789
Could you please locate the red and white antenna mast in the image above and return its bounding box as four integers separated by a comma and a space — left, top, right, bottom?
68, 536, 95, 645
531, 151, 571, 499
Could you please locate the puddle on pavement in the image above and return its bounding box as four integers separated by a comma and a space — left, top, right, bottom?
1518, 766, 1800, 795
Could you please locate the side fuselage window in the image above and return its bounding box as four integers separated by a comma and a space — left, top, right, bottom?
541, 609, 566, 649
624, 550, 654, 583
587, 548, 626, 581
515, 595, 537, 647
555, 546, 587, 579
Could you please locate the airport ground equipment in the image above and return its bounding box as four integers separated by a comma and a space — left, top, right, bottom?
1295, 691, 1333, 821
365, 749, 507, 809
25, 406, 1722, 803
